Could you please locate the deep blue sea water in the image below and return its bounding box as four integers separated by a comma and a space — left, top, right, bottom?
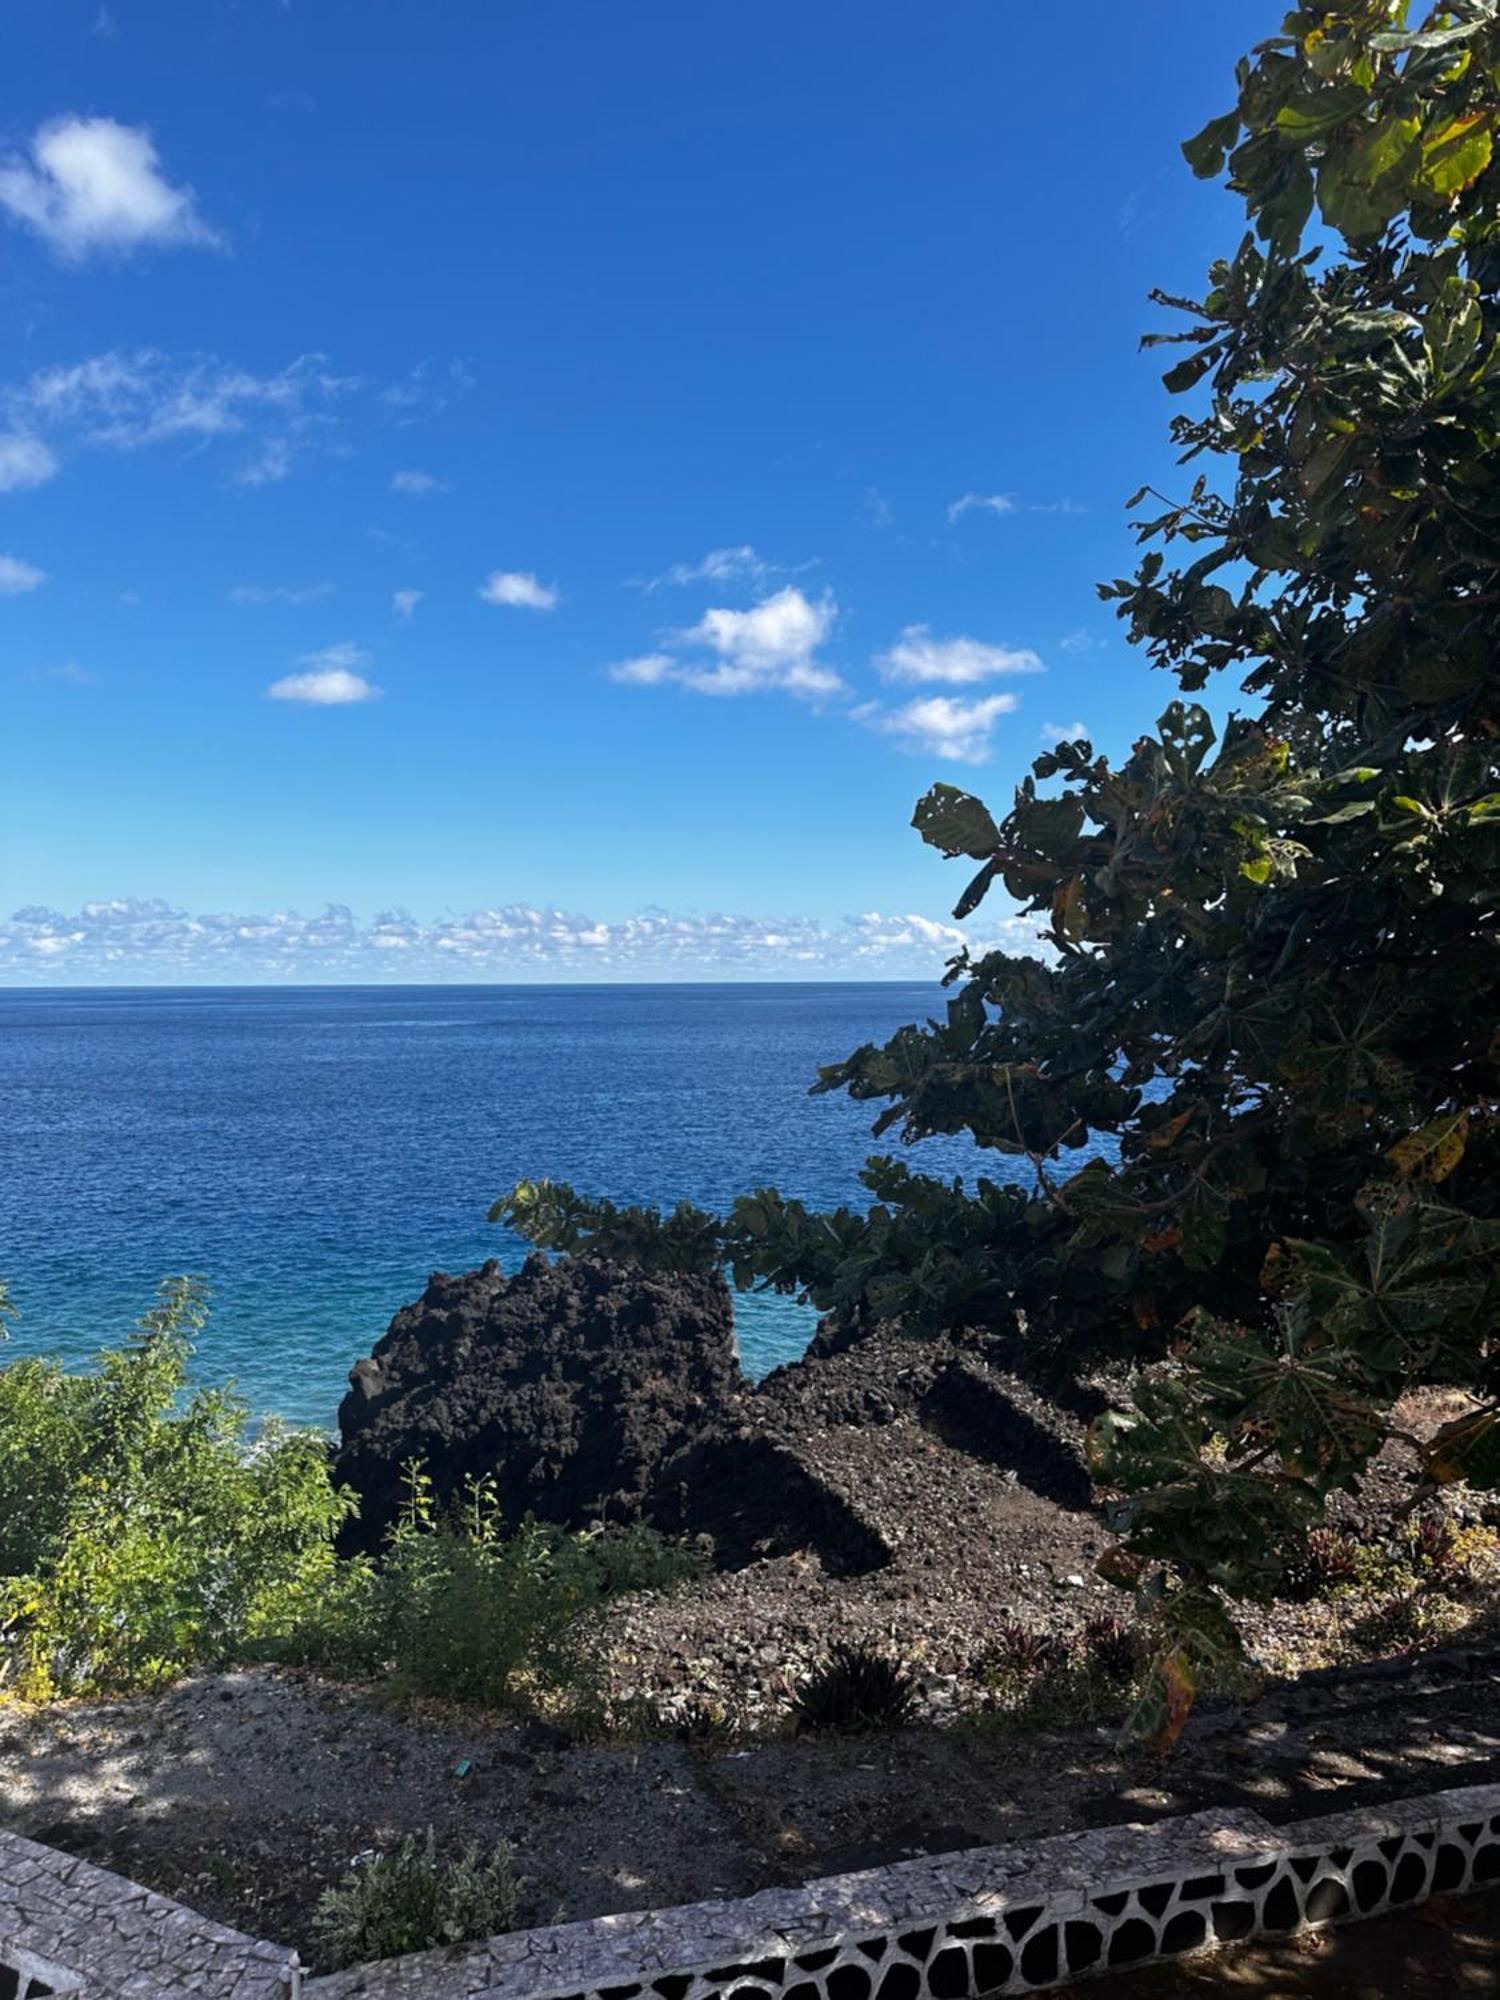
0, 984, 1007, 1428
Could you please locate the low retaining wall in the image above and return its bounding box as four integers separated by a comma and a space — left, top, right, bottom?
4, 1784, 1499, 1999
0, 1829, 298, 1999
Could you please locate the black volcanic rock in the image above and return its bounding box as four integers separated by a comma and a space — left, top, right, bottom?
334, 1253, 745, 1552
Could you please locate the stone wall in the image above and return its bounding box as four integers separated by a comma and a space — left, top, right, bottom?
4, 1785, 1499, 1998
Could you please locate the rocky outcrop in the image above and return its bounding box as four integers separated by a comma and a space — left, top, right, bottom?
334, 1254, 745, 1553
334, 1254, 1102, 1570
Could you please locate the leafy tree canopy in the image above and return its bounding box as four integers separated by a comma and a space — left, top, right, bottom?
497, 0, 1500, 1745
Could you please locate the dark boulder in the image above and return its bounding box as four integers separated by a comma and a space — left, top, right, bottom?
334, 1253, 745, 1553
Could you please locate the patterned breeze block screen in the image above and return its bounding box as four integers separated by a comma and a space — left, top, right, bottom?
5, 1785, 1500, 1997
301, 1784, 1500, 2000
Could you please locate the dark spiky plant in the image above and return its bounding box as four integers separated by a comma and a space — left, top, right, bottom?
987, 1622, 1059, 1680
791, 1642, 921, 1734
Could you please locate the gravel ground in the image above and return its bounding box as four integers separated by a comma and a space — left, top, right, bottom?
4, 1642, 1500, 1971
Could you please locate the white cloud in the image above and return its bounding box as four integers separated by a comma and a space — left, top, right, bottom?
1042, 720, 1090, 744
637, 545, 771, 592
1059, 629, 1102, 655
230, 581, 334, 606
0, 434, 58, 492
670, 587, 842, 697
876, 625, 1042, 686
607, 653, 674, 686
479, 570, 559, 611
0, 554, 46, 595
871, 692, 1020, 764
37, 661, 97, 686
947, 492, 1016, 523
4, 349, 359, 485
391, 468, 444, 495
267, 642, 379, 706
0, 896, 1045, 982
0, 116, 219, 261
392, 589, 423, 622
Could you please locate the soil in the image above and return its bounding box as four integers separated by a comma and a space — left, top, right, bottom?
5, 1640, 1500, 1974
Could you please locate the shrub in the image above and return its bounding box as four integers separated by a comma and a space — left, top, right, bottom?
257, 1466, 700, 1717
0, 1278, 351, 1700
312, 1829, 522, 1969
791, 1642, 920, 1734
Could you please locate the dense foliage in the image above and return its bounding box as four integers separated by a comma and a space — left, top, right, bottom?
0, 1278, 349, 1699
0, 1283, 699, 1709
498, 1, 1500, 1742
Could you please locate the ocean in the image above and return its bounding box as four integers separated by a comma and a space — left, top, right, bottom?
0, 983, 1009, 1428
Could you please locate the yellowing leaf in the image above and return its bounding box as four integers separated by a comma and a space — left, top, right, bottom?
1427, 1408, 1500, 1488
1388, 1112, 1468, 1184
1420, 113, 1494, 197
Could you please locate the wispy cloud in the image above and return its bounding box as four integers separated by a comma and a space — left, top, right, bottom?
381, 360, 475, 415
948, 492, 1087, 524
1042, 720, 1090, 744
0, 116, 220, 262
267, 641, 380, 706
0, 896, 1044, 982
867, 692, 1021, 764
479, 570, 559, 611
229, 581, 334, 607
35, 661, 97, 686
876, 625, 1042, 686
0, 434, 58, 492
391, 468, 445, 496
634, 545, 778, 593
0, 554, 46, 595
6, 349, 359, 491
947, 492, 1016, 524
607, 653, 674, 687
392, 589, 423, 622
862, 487, 895, 530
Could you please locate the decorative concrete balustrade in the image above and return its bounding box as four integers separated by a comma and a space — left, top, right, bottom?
4, 1783, 1499, 1999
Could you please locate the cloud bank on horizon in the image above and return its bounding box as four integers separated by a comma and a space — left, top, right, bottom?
1, 897, 1044, 983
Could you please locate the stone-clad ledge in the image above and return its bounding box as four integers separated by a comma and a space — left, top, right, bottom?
0, 1829, 297, 1999
5, 1785, 1500, 1999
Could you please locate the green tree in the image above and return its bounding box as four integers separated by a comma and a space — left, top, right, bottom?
498, 0, 1500, 1742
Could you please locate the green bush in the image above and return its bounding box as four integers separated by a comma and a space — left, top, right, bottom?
312, 1828, 522, 1968
0, 1281, 704, 1711
0, 1278, 351, 1700
255, 1465, 705, 1715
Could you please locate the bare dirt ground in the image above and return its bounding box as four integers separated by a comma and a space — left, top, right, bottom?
4, 1641, 1500, 1972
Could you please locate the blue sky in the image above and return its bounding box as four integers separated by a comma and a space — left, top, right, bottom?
0, 0, 1267, 981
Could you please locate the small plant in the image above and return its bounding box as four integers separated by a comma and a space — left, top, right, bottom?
1081, 1615, 1138, 1684
987, 1623, 1058, 1679
791, 1642, 920, 1734
313, 1829, 522, 1969
1408, 1515, 1458, 1575
1281, 1528, 1362, 1604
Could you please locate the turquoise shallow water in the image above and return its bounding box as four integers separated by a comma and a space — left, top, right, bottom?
0, 983, 1003, 1427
